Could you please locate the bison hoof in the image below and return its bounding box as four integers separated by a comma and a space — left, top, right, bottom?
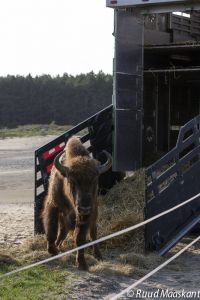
94, 250, 102, 261
77, 260, 88, 271
47, 245, 59, 256
78, 263, 88, 271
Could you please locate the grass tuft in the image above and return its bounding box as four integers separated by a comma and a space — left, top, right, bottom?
0, 123, 72, 138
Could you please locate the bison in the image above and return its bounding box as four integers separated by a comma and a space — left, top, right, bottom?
42, 136, 112, 270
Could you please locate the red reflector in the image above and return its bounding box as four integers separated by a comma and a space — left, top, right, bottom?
42, 142, 65, 160
111, 0, 117, 4
46, 163, 53, 173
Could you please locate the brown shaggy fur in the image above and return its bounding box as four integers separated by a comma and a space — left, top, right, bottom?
42, 136, 102, 270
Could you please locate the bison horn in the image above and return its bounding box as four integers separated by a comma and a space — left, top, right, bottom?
54, 150, 71, 177
98, 150, 112, 174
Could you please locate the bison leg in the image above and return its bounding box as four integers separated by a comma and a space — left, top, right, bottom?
90, 225, 102, 260
43, 204, 59, 255
56, 214, 69, 248
74, 224, 88, 270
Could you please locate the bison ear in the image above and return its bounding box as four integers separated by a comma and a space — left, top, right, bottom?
97, 150, 112, 175
54, 150, 71, 177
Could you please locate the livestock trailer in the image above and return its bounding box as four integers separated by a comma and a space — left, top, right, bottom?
106, 0, 200, 253
35, 0, 200, 254
107, 0, 200, 170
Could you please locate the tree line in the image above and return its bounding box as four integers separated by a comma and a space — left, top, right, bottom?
0, 72, 112, 128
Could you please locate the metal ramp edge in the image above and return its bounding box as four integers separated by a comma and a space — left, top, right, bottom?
158, 212, 200, 256
145, 114, 200, 254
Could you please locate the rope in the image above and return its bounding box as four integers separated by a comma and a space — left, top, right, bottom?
0, 191, 200, 279
110, 235, 200, 300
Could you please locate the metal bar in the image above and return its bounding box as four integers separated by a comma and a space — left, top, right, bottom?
147, 144, 200, 193
179, 144, 200, 166
144, 67, 200, 73
168, 73, 171, 151
155, 75, 158, 153
107, 0, 191, 6
35, 162, 41, 173
159, 212, 200, 255
146, 147, 177, 177
107, 2, 200, 14
141, 3, 200, 14
34, 151, 38, 233
80, 133, 91, 144
145, 45, 200, 51
35, 178, 43, 189
36, 105, 112, 155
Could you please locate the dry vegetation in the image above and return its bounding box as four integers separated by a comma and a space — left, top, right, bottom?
0, 168, 164, 280
90, 168, 164, 277
98, 169, 145, 252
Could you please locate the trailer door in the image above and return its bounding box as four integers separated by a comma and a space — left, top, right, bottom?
113, 9, 144, 171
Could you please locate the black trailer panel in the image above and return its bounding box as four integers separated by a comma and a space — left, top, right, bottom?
145, 115, 200, 253
113, 9, 143, 171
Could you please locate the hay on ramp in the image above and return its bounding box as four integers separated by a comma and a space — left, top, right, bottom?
98, 168, 145, 253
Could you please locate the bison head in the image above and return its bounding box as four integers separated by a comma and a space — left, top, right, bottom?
53, 149, 112, 217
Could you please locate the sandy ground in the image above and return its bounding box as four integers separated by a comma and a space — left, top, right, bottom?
0, 136, 200, 299
0, 136, 56, 244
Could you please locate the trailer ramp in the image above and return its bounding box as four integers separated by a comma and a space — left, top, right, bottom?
145, 115, 200, 255
34, 105, 121, 234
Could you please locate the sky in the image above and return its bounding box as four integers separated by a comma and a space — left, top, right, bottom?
0, 0, 114, 77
